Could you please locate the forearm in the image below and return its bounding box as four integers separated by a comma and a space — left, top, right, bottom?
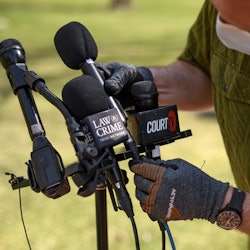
221, 187, 250, 235
149, 60, 213, 110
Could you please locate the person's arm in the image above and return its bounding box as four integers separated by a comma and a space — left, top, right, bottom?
97, 60, 213, 111
149, 60, 213, 110
222, 187, 250, 235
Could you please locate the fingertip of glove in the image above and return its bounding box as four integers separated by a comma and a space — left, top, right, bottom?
129, 160, 139, 172
104, 80, 120, 95
129, 155, 148, 169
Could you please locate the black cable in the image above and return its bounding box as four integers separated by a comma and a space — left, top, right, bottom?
130, 217, 140, 250
158, 221, 166, 250
17, 177, 32, 250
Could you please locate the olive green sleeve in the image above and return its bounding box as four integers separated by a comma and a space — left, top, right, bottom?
178, 0, 217, 77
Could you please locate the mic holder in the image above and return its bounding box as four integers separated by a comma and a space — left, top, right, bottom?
82, 60, 140, 161
101, 148, 134, 218
114, 105, 192, 161
2, 63, 70, 198
23, 70, 115, 197
5, 172, 30, 190
23, 71, 99, 162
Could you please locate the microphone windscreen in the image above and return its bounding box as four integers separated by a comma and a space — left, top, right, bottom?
131, 81, 158, 111
0, 39, 23, 56
62, 75, 109, 120
54, 21, 98, 69
0, 38, 25, 68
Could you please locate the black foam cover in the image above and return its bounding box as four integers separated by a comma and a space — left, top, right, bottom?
131, 81, 158, 111
0, 38, 26, 68
62, 75, 109, 120
0, 39, 23, 56
54, 21, 98, 69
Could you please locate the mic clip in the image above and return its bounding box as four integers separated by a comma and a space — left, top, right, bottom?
5, 172, 30, 190
64, 150, 110, 197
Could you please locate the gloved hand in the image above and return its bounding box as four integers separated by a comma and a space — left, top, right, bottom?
96, 62, 154, 108
130, 157, 229, 223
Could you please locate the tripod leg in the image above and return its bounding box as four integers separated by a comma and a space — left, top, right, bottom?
96, 184, 108, 250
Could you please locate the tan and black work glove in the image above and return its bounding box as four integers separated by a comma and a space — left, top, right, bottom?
130, 157, 229, 223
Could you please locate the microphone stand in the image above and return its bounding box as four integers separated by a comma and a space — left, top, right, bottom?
96, 183, 108, 250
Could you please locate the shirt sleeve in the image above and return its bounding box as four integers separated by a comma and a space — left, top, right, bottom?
178, 0, 217, 78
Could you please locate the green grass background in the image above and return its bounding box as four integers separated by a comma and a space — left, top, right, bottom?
0, 0, 248, 249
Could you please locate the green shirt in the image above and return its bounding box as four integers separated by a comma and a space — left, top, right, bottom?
178, 0, 250, 192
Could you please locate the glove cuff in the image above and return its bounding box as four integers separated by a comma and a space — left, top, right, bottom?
208, 182, 230, 223
136, 66, 154, 82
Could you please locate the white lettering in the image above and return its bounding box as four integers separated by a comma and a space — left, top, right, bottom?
84, 132, 93, 143
146, 118, 168, 134
166, 188, 176, 219
92, 116, 111, 129
96, 122, 124, 138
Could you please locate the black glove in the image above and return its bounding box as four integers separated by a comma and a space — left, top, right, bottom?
96, 62, 154, 108
130, 157, 229, 223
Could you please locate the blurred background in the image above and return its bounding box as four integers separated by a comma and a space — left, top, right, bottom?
0, 0, 247, 249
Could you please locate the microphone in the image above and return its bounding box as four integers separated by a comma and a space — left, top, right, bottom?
127, 80, 192, 154
129, 80, 161, 159
54, 21, 139, 160
131, 80, 158, 112
0, 38, 70, 199
0, 39, 44, 138
54, 22, 121, 118
54, 21, 98, 70
62, 74, 134, 218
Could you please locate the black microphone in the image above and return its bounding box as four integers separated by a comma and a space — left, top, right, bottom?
54, 22, 122, 119
128, 79, 180, 146
131, 80, 158, 112
127, 81, 192, 153
62, 74, 134, 218
0, 38, 70, 199
54, 21, 139, 160
0, 39, 45, 139
129, 80, 161, 159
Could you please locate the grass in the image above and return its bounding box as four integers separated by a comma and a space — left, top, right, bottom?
0, 0, 248, 249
